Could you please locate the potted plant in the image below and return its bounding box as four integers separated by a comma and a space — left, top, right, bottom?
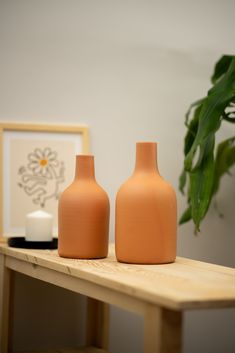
179, 55, 235, 232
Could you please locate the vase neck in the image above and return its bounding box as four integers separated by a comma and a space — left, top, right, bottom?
75, 155, 95, 180
134, 142, 158, 174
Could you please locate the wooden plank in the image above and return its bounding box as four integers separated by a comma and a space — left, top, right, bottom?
161, 308, 182, 353
0, 127, 3, 241
86, 298, 109, 349
12, 347, 107, 353
0, 253, 13, 353
144, 304, 161, 353
1, 244, 235, 310
144, 305, 182, 353
5, 256, 147, 315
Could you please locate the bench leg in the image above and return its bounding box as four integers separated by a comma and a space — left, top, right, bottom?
86, 297, 109, 351
144, 304, 182, 353
0, 254, 14, 353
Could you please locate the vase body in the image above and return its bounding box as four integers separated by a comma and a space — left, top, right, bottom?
58, 155, 109, 259
115, 142, 177, 264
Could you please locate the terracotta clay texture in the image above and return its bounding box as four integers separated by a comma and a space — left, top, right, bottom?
115, 142, 177, 264
58, 155, 109, 259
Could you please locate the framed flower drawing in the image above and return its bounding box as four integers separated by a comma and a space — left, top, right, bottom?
0, 122, 89, 240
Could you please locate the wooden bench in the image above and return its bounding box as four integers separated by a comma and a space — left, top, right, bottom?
1, 243, 235, 353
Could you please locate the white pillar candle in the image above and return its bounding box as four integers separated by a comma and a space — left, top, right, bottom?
25, 210, 53, 241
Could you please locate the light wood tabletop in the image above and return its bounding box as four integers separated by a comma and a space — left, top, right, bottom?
1, 243, 235, 353
1, 243, 235, 310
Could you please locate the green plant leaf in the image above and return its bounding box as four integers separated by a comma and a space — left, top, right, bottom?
185, 57, 235, 172
184, 103, 202, 156
179, 206, 192, 225
223, 102, 235, 123
223, 113, 235, 123
179, 103, 203, 194
185, 98, 205, 126
179, 169, 187, 194
211, 55, 234, 84
213, 136, 235, 194
179, 55, 235, 230
190, 135, 215, 230
179, 101, 203, 194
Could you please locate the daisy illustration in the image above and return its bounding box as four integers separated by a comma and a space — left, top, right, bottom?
28, 147, 59, 179
18, 147, 65, 207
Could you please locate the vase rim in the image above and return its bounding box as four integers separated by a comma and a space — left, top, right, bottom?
136, 141, 157, 145
76, 154, 94, 158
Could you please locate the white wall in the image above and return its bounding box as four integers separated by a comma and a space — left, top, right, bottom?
0, 0, 235, 352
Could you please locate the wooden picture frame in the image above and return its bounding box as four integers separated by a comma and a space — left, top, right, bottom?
0, 122, 89, 241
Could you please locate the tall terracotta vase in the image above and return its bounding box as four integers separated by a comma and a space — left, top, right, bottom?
115, 142, 177, 264
58, 155, 109, 259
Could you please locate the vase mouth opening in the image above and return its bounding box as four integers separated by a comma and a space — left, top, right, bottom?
136, 142, 157, 146
76, 154, 94, 159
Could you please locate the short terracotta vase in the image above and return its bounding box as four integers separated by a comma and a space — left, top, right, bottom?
115, 142, 177, 264
58, 155, 110, 259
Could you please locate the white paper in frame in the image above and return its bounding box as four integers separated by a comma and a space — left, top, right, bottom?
0, 123, 89, 240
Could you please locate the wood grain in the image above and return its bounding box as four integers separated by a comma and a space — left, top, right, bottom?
1, 244, 235, 310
